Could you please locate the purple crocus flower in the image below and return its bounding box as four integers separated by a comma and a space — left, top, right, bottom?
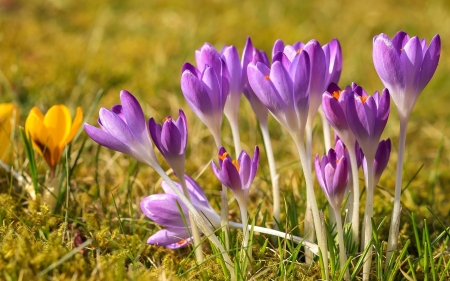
335, 136, 363, 169
180, 62, 229, 143
221, 45, 242, 116
149, 109, 187, 176
315, 148, 348, 210
373, 31, 441, 120
242, 37, 271, 123
363, 139, 391, 186
140, 175, 220, 249
346, 88, 390, 159
247, 48, 311, 136
211, 146, 259, 205
272, 39, 342, 119
84, 90, 158, 167
195, 43, 224, 76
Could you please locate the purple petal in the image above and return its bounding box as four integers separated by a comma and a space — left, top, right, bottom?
418, 34, 441, 93
373, 34, 406, 100
237, 150, 251, 188
271, 61, 294, 106
273, 52, 291, 70
120, 90, 150, 148
400, 37, 423, 96
222, 159, 243, 192
289, 51, 311, 103
272, 39, 285, 59
98, 108, 138, 148
149, 118, 163, 153
247, 63, 284, 115
196, 43, 222, 75
322, 93, 348, 133
222, 45, 242, 95
181, 62, 201, 78
84, 123, 132, 155
391, 31, 409, 53
303, 40, 327, 110
140, 194, 188, 228
147, 227, 190, 248
181, 70, 213, 118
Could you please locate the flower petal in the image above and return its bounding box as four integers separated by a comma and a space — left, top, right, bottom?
66, 107, 83, 144
146, 227, 190, 248
140, 194, 189, 228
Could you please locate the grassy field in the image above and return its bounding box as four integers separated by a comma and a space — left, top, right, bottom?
1, 0, 450, 280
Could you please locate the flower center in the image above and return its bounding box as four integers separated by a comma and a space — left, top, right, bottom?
232, 160, 240, 172
360, 96, 368, 104
162, 117, 173, 122
177, 238, 188, 245
264, 75, 270, 81
219, 152, 228, 161
332, 90, 343, 100
296, 48, 303, 54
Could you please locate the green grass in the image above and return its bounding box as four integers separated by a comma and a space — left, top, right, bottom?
1, 0, 450, 280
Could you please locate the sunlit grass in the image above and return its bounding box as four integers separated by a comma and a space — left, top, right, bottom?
1, 0, 450, 280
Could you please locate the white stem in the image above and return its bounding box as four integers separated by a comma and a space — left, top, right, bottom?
347, 148, 361, 245
178, 176, 204, 264
304, 119, 316, 264
259, 121, 280, 224
292, 134, 329, 280
386, 119, 408, 267
226, 113, 242, 158
212, 134, 230, 252
333, 206, 350, 280
228, 221, 320, 255
153, 165, 235, 280
318, 107, 332, 151
238, 202, 250, 265
361, 158, 374, 281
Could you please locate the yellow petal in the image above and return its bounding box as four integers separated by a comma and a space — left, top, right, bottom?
66, 107, 83, 144
29, 106, 44, 120
0, 104, 19, 162
44, 105, 71, 149
25, 111, 54, 167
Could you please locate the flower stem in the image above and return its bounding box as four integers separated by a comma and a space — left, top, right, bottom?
292, 134, 329, 280
304, 119, 316, 264
178, 175, 204, 264
347, 148, 360, 246
386, 118, 408, 267
361, 158, 374, 281
212, 134, 230, 252
228, 221, 320, 256
238, 202, 250, 267
333, 206, 350, 281
226, 112, 242, 158
259, 120, 280, 225
153, 165, 235, 280
318, 107, 332, 151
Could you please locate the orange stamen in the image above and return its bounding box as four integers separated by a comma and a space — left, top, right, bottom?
264, 75, 270, 81
162, 117, 173, 122
232, 159, 240, 172
296, 48, 303, 54
360, 96, 368, 104
332, 90, 343, 100
219, 152, 228, 161
177, 239, 188, 245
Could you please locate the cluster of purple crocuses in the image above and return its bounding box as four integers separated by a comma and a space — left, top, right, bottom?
84, 30, 440, 280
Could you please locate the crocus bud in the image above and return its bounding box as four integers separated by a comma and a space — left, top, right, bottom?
346, 88, 390, 160
84, 90, 158, 167
373, 32, 441, 120
180, 63, 229, 142
140, 175, 220, 249
27, 104, 82, 172
247, 49, 311, 137
242, 37, 270, 124
149, 109, 188, 176
315, 149, 348, 210
211, 146, 259, 206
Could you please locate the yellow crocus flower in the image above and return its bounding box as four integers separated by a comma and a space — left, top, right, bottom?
0, 103, 19, 162
25, 105, 83, 173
